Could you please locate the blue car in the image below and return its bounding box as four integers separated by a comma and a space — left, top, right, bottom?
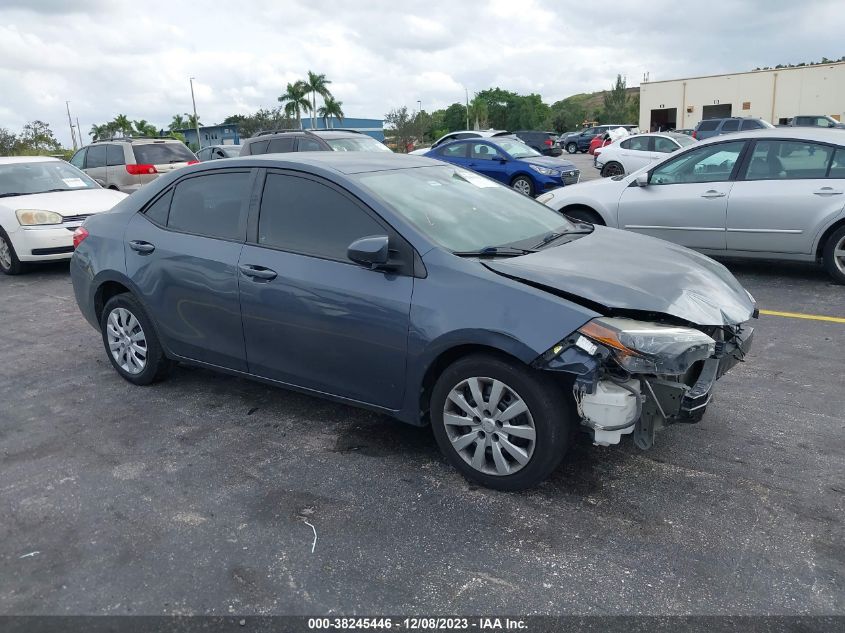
425, 137, 580, 196
70, 153, 756, 490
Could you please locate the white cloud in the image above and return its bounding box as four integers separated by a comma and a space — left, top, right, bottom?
0, 0, 843, 146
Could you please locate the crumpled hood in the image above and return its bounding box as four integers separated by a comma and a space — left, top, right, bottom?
485, 225, 755, 326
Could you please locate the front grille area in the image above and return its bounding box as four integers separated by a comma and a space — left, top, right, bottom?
62, 214, 92, 224
562, 170, 580, 186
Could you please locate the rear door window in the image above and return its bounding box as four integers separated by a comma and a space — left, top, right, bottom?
133, 143, 196, 165
298, 137, 324, 151
86, 145, 107, 168
621, 136, 651, 151
744, 140, 835, 180
106, 144, 125, 166
720, 120, 740, 132
267, 137, 295, 153
246, 140, 269, 155
440, 142, 469, 158
740, 120, 763, 131
829, 148, 845, 179
167, 172, 251, 240
697, 120, 720, 132
144, 189, 173, 225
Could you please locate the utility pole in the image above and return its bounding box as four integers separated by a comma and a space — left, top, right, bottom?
417, 100, 422, 113
189, 77, 201, 150
465, 88, 470, 129
76, 117, 82, 145
66, 101, 77, 151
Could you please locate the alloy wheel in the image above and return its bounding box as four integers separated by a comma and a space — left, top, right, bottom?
603, 162, 624, 177
106, 307, 148, 375
835, 234, 845, 275
443, 376, 536, 476
513, 178, 532, 196
0, 236, 11, 270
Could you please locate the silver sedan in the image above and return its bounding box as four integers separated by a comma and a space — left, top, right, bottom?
538, 128, 845, 284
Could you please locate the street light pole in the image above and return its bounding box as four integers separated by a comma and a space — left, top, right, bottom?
465, 87, 469, 129
66, 101, 77, 151
417, 100, 422, 113
189, 77, 201, 149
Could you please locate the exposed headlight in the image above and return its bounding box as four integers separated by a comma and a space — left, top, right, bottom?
578, 317, 715, 374
536, 192, 555, 204
529, 165, 559, 176
16, 209, 64, 226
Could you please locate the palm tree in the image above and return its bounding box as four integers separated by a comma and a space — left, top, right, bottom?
278, 81, 311, 130
89, 123, 108, 141
133, 119, 158, 137
185, 113, 202, 128
318, 97, 345, 129
169, 114, 187, 132
303, 71, 332, 130
112, 114, 133, 137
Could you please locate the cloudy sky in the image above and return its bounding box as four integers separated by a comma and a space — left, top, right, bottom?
1, 0, 843, 146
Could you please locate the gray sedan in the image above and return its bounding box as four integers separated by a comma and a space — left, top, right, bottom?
70, 153, 755, 490
539, 128, 845, 284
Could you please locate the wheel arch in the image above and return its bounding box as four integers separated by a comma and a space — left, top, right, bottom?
815, 216, 845, 261
559, 203, 607, 226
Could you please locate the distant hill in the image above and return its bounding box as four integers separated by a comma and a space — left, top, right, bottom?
555, 86, 639, 116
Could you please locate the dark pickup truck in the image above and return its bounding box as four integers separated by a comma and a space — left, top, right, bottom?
781, 115, 845, 129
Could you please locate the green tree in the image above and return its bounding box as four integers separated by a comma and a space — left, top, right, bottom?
89, 123, 109, 141
318, 96, 344, 128
278, 81, 311, 129
17, 120, 62, 154
133, 119, 158, 136
441, 103, 468, 132
169, 114, 187, 131
384, 106, 415, 152
112, 114, 133, 137
303, 71, 332, 130
601, 74, 631, 123
0, 127, 18, 156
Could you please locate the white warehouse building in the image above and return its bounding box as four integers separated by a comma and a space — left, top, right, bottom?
639, 61, 845, 131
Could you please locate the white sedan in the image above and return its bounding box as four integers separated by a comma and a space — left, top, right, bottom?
537, 128, 845, 284
594, 132, 697, 177
0, 157, 127, 275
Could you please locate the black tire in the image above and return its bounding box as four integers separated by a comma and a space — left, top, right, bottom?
0, 227, 25, 275
563, 207, 604, 225
511, 175, 535, 197
100, 293, 171, 385
822, 224, 845, 285
430, 354, 574, 491
600, 161, 625, 178
566, 142, 578, 154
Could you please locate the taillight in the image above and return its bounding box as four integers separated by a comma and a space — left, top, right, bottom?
187, 160, 199, 165
72, 226, 89, 249
691, 131, 697, 139
544, 139, 553, 146
126, 164, 158, 175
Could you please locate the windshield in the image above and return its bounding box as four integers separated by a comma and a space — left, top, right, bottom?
133, 142, 196, 164
493, 138, 541, 159
355, 165, 574, 253
327, 137, 392, 152
0, 160, 99, 197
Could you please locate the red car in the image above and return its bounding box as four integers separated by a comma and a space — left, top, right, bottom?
588, 134, 611, 155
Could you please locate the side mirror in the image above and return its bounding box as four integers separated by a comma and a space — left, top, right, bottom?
348, 235, 391, 269
635, 172, 649, 187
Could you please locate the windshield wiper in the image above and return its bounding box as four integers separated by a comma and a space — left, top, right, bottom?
531, 227, 593, 249
453, 246, 537, 258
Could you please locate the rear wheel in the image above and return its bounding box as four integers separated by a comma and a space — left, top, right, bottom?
0, 228, 24, 275
100, 293, 171, 385
430, 354, 573, 491
822, 225, 845, 285
600, 161, 625, 177
511, 175, 535, 197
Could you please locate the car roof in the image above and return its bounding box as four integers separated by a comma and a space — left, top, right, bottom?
696, 127, 845, 145
0, 156, 61, 165
196, 151, 438, 175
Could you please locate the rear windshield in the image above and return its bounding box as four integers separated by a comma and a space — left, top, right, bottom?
698, 120, 720, 132
132, 143, 196, 165
326, 137, 392, 152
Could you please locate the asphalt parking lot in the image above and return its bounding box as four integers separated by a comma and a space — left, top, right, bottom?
1, 255, 843, 616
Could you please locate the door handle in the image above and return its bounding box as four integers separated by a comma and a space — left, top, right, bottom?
813, 187, 843, 196
701, 190, 726, 198
239, 264, 277, 281
128, 240, 155, 254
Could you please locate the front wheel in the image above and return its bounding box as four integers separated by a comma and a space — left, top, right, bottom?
0, 228, 25, 275
100, 293, 171, 385
566, 142, 578, 154
822, 225, 845, 285
430, 354, 573, 491
511, 176, 535, 197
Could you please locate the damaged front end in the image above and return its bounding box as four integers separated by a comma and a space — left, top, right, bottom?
532, 316, 755, 449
